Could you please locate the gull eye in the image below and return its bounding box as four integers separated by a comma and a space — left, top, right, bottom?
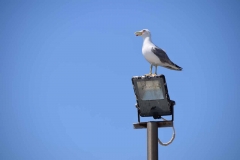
142, 30, 146, 32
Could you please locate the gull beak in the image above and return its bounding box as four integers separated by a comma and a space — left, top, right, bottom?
135, 31, 143, 36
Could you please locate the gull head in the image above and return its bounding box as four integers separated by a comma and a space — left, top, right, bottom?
135, 29, 151, 37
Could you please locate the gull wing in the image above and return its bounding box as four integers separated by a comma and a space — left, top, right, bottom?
151, 46, 172, 64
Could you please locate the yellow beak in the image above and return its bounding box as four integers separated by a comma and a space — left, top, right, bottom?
135, 31, 143, 36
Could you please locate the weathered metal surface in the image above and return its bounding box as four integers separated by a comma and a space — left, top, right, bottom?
131, 75, 175, 119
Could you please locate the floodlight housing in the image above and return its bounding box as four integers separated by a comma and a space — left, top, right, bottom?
132, 75, 175, 121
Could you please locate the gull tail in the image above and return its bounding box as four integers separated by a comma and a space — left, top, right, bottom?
165, 62, 183, 71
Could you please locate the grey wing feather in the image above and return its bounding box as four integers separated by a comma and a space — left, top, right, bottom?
151, 46, 172, 64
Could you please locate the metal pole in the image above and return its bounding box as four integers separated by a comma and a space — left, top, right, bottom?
147, 122, 158, 160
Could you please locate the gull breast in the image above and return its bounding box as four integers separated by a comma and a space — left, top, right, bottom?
142, 45, 162, 66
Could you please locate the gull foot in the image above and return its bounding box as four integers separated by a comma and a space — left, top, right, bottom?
144, 73, 152, 76
151, 74, 157, 77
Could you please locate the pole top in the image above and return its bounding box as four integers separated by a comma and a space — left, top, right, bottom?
133, 121, 173, 129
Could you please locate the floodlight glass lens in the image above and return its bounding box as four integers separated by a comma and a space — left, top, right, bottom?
137, 80, 164, 100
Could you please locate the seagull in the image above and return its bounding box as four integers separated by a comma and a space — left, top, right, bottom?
135, 29, 182, 76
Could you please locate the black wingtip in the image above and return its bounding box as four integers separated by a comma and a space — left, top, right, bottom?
174, 64, 183, 71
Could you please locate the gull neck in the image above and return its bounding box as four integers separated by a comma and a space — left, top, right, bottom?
143, 36, 152, 45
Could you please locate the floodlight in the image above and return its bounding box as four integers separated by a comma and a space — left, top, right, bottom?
132, 75, 175, 121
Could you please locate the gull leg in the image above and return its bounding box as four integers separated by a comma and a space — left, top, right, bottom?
150, 65, 153, 74
152, 66, 157, 76
145, 64, 153, 76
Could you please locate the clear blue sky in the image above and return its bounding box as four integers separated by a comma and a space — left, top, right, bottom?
1, 1, 240, 160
